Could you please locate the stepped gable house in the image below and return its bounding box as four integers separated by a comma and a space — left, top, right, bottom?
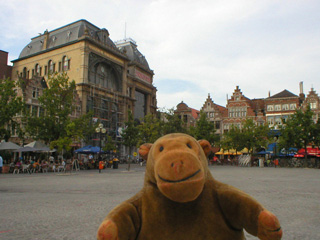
175, 83, 319, 136
201, 93, 227, 136
223, 86, 266, 133
301, 87, 320, 123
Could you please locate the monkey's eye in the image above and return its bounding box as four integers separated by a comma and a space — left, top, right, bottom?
159, 146, 164, 152
187, 143, 192, 149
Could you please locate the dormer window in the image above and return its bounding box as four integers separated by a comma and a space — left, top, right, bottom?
67, 31, 72, 39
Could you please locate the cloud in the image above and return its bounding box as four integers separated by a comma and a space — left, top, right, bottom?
1, 0, 320, 110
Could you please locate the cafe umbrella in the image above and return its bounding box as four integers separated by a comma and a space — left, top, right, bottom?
0, 141, 21, 150
74, 145, 103, 154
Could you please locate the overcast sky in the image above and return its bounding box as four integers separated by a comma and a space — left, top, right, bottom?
1, 0, 320, 110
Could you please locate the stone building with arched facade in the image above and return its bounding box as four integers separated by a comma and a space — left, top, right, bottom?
10, 19, 157, 154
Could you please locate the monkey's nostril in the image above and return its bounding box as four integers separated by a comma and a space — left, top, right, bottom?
171, 163, 174, 167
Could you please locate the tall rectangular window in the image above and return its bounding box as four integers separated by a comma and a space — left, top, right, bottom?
32, 88, 39, 99
267, 116, 274, 126
310, 102, 317, 109
275, 116, 282, 125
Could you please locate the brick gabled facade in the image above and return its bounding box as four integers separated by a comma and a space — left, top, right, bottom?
201, 94, 226, 135
175, 101, 199, 128
301, 88, 320, 122
265, 89, 300, 129
222, 86, 265, 133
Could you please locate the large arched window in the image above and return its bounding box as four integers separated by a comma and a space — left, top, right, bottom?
92, 63, 119, 91
48, 60, 54, 74
35, 64, 41, 76
62, 56, 69, 71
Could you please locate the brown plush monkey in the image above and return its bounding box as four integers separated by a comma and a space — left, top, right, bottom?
97, 133, 282, 240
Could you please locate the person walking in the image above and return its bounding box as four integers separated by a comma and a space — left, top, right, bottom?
99, 158, 104, 173
0, 154, 3, 173
274, 158, 279, 168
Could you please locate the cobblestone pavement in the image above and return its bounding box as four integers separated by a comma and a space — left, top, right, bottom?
0, 165, 319, 240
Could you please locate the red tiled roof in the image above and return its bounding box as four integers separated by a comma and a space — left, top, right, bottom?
191, 108, 200, 119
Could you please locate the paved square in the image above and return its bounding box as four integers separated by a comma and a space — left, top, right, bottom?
1, 165, 319, 240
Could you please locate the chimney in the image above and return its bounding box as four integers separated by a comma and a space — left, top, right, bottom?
299, 81, 305, 103
299, 81, 303, 94
42, 29, 49, 50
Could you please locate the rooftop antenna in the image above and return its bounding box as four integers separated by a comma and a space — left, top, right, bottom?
124, 21, 127, 39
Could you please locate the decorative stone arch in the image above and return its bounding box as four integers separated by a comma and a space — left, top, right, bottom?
88, 52, 122, 92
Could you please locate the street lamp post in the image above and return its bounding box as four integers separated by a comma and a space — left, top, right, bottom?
95, 123, 106, 159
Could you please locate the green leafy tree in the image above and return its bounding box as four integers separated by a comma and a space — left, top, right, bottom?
280, 106, 315, 163
313, 119, 320, 148
278, 121, 295, 156
0, 78, 24, 140
25, 72, 76, 144
220, 133, 233, 154
121, 110, 139, 171
221, 125, 245, 154
240, 119, 270, 154
162, 108, 187, 134
50, 137, 73, 160
66, 111, 96, 146
189, 111, 218, 144
137, 113, 162, 146
103, 135, 117, 153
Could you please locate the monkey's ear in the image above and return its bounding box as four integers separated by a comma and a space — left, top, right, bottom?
139, 143, 153, 161
198, 140, 211, 157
